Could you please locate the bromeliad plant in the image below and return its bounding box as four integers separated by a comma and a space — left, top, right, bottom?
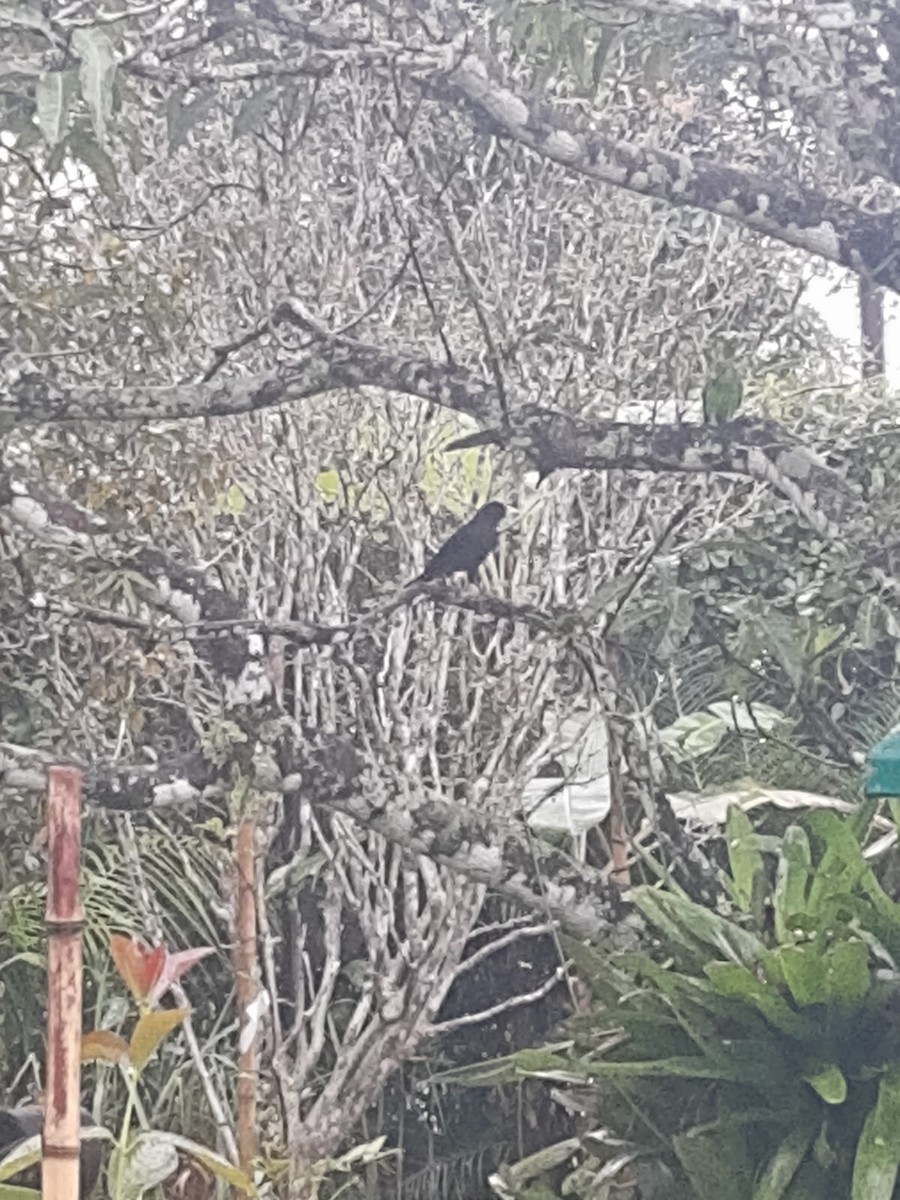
440, 805, 900, 1200
0, 934, 254, 1200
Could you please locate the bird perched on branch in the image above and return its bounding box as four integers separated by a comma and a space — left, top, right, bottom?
702, 362, 743, 424
410, 501, 506, 585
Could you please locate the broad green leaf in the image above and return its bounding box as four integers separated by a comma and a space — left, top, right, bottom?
35, 70, 72, 146
778, 944, 829, 1008
774, 825, 811, 942
852, 1070, 900, 1200
726, 804, 765, 914
825, 939, 871, 1013
109, 1133, 179, 1200
315, 468, 340, 504
633, 886, 765, 965
128, 1006, 188, 1070
72, 27, 116, 146
68, 129, 119, 197
752, 1125, 814, 1200
0, 1186, 40, 1198
807, 812, 900, 933
0, 1136, 39, 1183
225, 483, 246, 517
674, 1126, 754, 1200
682, 714, 727, 758
803, 1064, 847, 1104
582, 1041, 791, 1090
705, 963, 813, 1040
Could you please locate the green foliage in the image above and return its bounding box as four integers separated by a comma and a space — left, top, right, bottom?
441, 809, 900, 1199
702, 364, 743, 424
491, 0, 617, 94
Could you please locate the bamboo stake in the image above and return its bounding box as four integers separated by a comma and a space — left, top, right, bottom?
234, 813, 258, 1198
43, 765, 84, 1200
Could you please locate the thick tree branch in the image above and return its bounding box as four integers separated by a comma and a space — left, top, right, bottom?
2, 335, 852, 535
1, 740, 633, 946
435, 55, 900, 292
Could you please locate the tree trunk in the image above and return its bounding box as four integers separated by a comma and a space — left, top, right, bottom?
859, 275, 886, 379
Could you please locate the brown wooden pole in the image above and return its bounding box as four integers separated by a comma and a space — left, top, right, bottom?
43, 765, 84, 1200
607, 724, 631, 889
234, 813, 258, 1198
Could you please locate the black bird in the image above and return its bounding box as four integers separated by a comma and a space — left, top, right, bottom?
411, 501, 506, 585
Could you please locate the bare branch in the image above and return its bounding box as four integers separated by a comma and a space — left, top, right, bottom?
426, 967, 567, 1035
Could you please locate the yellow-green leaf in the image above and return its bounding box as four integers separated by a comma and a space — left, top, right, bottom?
852, 1070, 900, 1200
225, 482, 246, 517
804, 1064, 847, 1105
315, 468, 340, 504
129, 1007, 189, 1071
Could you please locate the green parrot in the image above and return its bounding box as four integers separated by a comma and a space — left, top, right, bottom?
702, 362, 743, 424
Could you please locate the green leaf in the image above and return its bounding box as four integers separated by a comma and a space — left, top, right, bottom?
683, 713, 727, 758
726, 804, 765, 914
825, 939, 871, 1013
315, 468, 340, 504
68, 129, 119, 197
35, 70, 73, 146
129, 1006, 189, 1070
752, 1125, 814, 1200
674, 1127, 754, 1200
778, 944, 829, 1008
705, 963, 813, 1040
633, 886, 765, 966
0, 1138, 40, 1183
774, 825, 811, 943
852, 1070, 900, 1200
803, 1064, 847, 1105
72, 27, 116, 146
225, 483, 246, 517
109, 1133, 179, 1200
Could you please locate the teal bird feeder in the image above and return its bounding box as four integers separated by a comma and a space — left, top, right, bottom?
865, 730, 900, 798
